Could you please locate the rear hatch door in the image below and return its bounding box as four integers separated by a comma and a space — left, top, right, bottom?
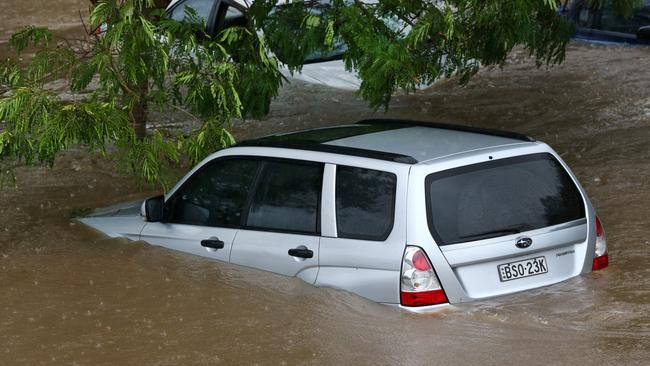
426, 153, 589, 299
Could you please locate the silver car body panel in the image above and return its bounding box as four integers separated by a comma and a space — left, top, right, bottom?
79, 124, 598, 309
140, 223, 237, 263
325, 126, 523, 161
79, 201, 146, 240
315, 159, 409, 304
230, 230, 321, 283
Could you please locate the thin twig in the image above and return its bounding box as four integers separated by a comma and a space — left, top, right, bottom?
169, 103, 201, 122
79, 9, 91, 36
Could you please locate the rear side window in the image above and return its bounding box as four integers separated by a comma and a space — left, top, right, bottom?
335, 166, 397, 241
245, 161, 323, 234
426, 153, 585, 245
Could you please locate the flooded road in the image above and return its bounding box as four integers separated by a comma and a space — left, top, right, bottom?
1, 2, 650, 365
0, 0, 88, 45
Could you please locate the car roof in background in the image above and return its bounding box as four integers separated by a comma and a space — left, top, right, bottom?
236, 119, 535, 164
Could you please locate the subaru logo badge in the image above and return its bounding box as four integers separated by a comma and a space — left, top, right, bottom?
515, 237, 533, 249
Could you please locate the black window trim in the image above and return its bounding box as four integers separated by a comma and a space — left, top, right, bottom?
163, 155, 325, 237
424, 153, 587, 246
236, 141, 418, 164
334, 164, 397, 242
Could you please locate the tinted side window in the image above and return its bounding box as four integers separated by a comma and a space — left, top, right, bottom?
165, 159, 260, 227
245, 161, 323, 234
169, 0, 215, 23
335, 166, 397, 241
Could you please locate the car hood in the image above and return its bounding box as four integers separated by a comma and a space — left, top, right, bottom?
84, 200, 143, 218
78, 201, 146, 239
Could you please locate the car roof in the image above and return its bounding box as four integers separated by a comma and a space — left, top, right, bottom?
236, 119, 534, 164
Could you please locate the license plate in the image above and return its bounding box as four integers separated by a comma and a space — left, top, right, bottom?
498, 256, 548, 282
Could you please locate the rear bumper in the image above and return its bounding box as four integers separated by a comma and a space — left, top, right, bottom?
383, 302, 451, 313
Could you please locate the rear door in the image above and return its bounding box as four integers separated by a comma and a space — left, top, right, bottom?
418, 152, 590, 301
229, 158, 323, 283
315, 163, 407, 304
139, 157, 261, 262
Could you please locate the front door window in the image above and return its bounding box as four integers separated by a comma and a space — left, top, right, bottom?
165, 158, 261, 227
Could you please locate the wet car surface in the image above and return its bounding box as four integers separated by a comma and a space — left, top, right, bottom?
1, 1, 650, 365
80, 120, 606, 309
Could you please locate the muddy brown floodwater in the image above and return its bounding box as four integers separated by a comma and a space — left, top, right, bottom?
1, 2, 650, 365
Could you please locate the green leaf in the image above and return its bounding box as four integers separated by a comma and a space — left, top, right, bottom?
90, 2, 110, 29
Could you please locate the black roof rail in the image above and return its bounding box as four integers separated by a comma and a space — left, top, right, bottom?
234, 140, 418, 164
356, 119, 536, 142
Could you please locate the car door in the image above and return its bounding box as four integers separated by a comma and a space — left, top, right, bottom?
229, 158, 323, 284
139, 157, 261, 262
315, 164, 408, 304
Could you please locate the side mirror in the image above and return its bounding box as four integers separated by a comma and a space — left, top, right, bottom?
143, 195, 165, 222
637, 26, 650, 41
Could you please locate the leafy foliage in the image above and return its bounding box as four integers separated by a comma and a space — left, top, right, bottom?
251, 0, 575, 109
1, 0, 587, 186
0, 0, 281, 186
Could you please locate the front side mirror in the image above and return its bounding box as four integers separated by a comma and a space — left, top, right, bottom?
637, 25, 650, 41
144, 195, 165, 222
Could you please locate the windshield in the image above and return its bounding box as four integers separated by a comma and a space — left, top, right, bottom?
425, 153, 585, 245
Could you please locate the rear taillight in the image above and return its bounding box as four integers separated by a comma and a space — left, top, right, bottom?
592, 216, 608, 271
400, 246, 448, 306
94, 22, 108, 35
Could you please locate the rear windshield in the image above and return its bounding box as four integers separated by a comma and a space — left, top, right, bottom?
425, 153, 585, 245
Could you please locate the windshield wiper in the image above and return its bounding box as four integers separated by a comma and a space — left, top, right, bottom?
459, 228, 522, 241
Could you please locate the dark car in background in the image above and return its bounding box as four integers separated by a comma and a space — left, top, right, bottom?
561, 0, 650, 45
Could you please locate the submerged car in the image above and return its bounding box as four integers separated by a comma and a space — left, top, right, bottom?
562, 0, 650, 45
80, 119, 609, 311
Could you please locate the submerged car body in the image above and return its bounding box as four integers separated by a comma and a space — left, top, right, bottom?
80, 119, 609, 311
562, 0, 650, 45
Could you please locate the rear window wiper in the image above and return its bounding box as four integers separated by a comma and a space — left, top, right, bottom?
459, 228, 522, 241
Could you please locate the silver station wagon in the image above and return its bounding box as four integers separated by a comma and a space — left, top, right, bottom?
80, 119, 609, 311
